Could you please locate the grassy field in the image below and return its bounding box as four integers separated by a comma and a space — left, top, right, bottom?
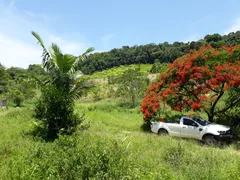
0, 99, 240, 179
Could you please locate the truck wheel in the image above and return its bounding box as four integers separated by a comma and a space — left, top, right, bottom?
158, 129, 168, 136
203, 135, 217, 146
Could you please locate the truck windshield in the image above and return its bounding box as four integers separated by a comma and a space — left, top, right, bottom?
194, 118, 211, 126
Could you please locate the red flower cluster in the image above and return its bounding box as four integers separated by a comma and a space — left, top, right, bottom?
140, 83, 161, 120
141, 45, 240, 121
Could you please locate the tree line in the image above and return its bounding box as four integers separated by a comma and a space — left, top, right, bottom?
80, 31, 240, 74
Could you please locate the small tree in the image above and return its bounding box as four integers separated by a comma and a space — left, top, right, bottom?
0, 64, 9, 94
116, 67, 149, 107
150, 62, 167, 73
6, 80, 35, 107
32, 31, 94, 140
8, 90, 24, 107
141, 45, 240, 122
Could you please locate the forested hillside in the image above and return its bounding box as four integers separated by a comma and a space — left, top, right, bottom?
80, 31, 240, 74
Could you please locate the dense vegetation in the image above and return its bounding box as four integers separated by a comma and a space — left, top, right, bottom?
0, 99, 240, 179
0, 64, 45, 106
80, 31, 240, 74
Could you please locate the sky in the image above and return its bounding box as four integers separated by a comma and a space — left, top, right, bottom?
0, 0, 240, 68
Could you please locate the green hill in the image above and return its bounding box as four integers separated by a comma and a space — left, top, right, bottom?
80, 32, 240, 74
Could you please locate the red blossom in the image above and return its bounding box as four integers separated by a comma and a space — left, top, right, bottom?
141, 45, 240, 121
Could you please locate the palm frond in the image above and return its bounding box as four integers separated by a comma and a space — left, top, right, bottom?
62, 54, 76, 73
32, 31, 51, 67
78, 47, 95, 62
50, 43, 62, 55
82, 47, 95, 57
32, 31, 95, 95
69, 47, 95, 77
31, 31, 45, 48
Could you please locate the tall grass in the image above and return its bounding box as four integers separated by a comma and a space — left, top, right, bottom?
0, 99, 239, 179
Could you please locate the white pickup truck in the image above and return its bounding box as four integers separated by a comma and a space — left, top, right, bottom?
151, 116, 232, 145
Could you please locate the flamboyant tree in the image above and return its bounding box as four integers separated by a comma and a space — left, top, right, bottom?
141, 45, 240, 122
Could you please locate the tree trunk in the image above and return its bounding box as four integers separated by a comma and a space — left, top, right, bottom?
207, 84, 225, 123
207, 113, 214, 123
47, 121, 58, 140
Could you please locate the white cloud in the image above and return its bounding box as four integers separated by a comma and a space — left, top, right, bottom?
0, 33, 42, 68
224, 17, 240, 34
0, 0, 92, 68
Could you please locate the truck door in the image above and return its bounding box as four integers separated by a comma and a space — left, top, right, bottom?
181, 118, 200, 139
166, 123, 182, 136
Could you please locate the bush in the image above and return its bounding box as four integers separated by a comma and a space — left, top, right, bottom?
8, 90, 24, 107
150, 62, 167, 73
34, 85, 85, 140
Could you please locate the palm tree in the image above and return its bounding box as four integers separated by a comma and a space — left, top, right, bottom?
32, 32, 94, 93
32, 31, 94, 139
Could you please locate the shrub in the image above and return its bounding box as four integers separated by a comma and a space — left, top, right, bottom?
116, 66, 149, 107
8, 89, 24, 107
34, 85, 85, 140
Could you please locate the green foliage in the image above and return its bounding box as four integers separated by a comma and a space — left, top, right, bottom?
7, 89, 24, 107
222, 112, 240, 140
0, 65, 41, 106
32, 31, 94, 140
150, 62, 167, 73
27, 64, 49, 87
6, 79, 35, 106
80, 31, 240, 74
116, 66, 149, 107
0, 64, 9, 94
79, 64, 152, 101
83, 64, 152, 80
27, 64, 46, 75
204, 33, 222, 42
6, 67, 28, 81
34, 85, 85, 139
